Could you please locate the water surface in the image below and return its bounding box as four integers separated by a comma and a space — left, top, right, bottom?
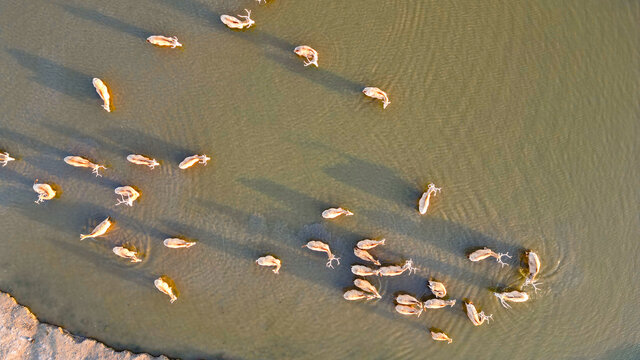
0, 0, 638, 359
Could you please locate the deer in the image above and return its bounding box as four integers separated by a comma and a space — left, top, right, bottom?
33, 181, 56, 204
220, 9, 255, 29
353, 278, 381, 299
353, 247, 380, 266
379, 259, 416, 277
395, 304, 423, 317
0, 152, 15, 166
423, 299, 456, 309
127, 154, 159, 169
418, 183, 441, 215
351, 265, 380, 277
163, 238, 196, 248
146, 35, 182, 48
362, 87, 390, 109
114, 186, 140, 207
64, 156, 106, 176
112, 246, 142, 263
464, 301, 493, 326
395, 294, 423, 308
256, 255, 281, 274
343, 289, 377, 301
303, 240, 340, 268
523, 250, 542, 291
468, 247, 512, 267
179, 154, 210, 169
430, 331, 452, 344
80, 217, 112, 240
92, 78, 111, 112
494, 290, 529, 309
356, 238, 386, 250
428, 280, 447, 298
154, 277, 178, 303
293, 46, 319, 67
321, 207, 353, 219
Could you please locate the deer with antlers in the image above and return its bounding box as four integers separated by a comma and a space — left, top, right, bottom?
221, 9, 255, 30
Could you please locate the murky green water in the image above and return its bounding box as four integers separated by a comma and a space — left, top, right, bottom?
0, 0, 638, 359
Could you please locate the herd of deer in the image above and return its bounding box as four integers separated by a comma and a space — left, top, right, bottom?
0, 0, 543, 347
256, 187, 542, 344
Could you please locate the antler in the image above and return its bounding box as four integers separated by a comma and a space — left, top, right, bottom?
494, 293, 511, 309
115, 195, 133, 207
91, 164, 106, 177
199, 155, 210, 165
524, 277, 542, 292
326, 255, 340, 268
404, 259, 418, 274
479, 311, 493, 323
496, 252, 512, 267
239, 9, 251, 19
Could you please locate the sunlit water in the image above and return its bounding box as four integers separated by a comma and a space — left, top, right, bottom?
0, 0, 638, 359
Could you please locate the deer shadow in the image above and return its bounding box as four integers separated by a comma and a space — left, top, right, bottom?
152, 0, 362, 96
359, 207, 515, 260
591, 343, 640, 360
59, 4, 152, 39
37, 120, 127, 158
26, 156, 123, 190
237, 177, 333, 222
5, 48, 94, 101
151, 0, 224, 29
150, 0, 316, 56
11, 199, 166, 243
0, 167, 34, 187
45, 235, 157, 289
265, 51, 363, 95
322, 154, 422, 209
103, 125, 194, 164
0, 184, 34, 209
0, 127, 68, 159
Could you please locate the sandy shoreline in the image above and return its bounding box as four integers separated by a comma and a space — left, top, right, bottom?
0, 292, 168, 360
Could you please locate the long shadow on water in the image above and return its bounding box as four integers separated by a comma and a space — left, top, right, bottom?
11, 198, 166, 243
0, 127, 68, 159
265, 51, 364, 95
0, 167, 34, 187
152, 0, 223, 29
28, 156, 123, 190
38, 120, 198, 165
323, 154, 422, 208
60, 4, 152, 38
360, 208, 515, 259
5, 48, 94, 101
151, 0, 293, 51
238, 177, 332, 222
45, 235, 157, 289
38, 120, 120, 154
103, 125, 194, 164
0, 127, 123, 190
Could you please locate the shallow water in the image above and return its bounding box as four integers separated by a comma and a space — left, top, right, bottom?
0, 0, 638, 359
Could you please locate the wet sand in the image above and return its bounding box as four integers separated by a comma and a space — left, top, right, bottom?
0, 291, 167, 360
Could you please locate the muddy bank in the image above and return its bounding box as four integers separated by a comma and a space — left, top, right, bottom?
0, 292, 168, 360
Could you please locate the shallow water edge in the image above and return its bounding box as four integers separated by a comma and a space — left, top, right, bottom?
0, 290, 169, 360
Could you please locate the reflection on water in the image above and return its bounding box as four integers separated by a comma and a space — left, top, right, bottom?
0, 0, 638, 359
